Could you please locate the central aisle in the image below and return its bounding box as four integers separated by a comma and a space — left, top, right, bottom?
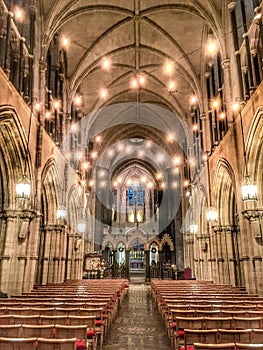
102, 283, 172, 350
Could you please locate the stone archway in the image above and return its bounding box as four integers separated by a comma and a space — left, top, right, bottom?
213, 159, 241, 287
0, 106, 38, 295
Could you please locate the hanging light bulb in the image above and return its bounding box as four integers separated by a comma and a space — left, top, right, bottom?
62, 37, 69, 47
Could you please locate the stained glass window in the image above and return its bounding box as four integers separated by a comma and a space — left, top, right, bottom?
128, 185, 134, 205
137, 185, 144, 205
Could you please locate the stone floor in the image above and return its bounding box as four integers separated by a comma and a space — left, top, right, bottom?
102, 283, 172, 350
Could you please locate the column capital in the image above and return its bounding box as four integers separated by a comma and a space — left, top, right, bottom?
213, 224, 239, 234
221, 58, 231, 70
243, 209, 263, 220
196, 234, 210, 240
228, 2, 237, 11
0, 209, 37, 220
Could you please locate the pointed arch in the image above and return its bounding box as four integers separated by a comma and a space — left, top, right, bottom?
67, 184, 82, 233
246, 106, 263, 206
114, 235, 127, 249
146, 237, 161, 251
41, 158, 60, 225
101, 235, 116, 250
160, 233, 174, 251
127, 231, 147, 250
0, 106, 33, 209
214, 158, 237, 226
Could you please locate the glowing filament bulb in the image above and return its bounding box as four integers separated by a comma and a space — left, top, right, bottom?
207, 41, 217, 55
165, 62, 174, 74
131, 78, 138, 89
212, 100, 219, 109
100, 88, 108, 99
139, 75, 145, 85
62, 37, 69, 47
168, 80, 176, 92
102, 58, 111, 70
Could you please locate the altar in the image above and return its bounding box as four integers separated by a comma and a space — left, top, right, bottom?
130, 259, 144, 268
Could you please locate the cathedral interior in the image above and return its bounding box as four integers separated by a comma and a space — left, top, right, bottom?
0, 0, 262, 302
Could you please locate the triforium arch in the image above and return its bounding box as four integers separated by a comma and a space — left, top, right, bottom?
213, 159, 241, 287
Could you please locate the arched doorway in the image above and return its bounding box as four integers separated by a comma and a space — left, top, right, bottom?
127, 231, 147, 281
129, 238, 145, 279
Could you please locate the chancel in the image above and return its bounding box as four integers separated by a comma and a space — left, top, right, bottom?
0, 0, 262, 349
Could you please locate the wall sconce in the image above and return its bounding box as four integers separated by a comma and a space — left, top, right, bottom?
16, 100, 36, 200
16, 174, 31, 199
56, 205, 67, 221
190, 224, 198, 234
77, 219, 86, 235
206, 207, 218, 223
205, 154, 218, 223
233, 98, 258, 201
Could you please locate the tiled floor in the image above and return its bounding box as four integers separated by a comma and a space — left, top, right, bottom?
102, 283, 172, 350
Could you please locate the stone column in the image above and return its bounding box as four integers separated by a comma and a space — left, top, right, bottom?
243, 209, 263, 294
213, 226, 225, 284
228, 1, 244, 100
40, 225, 51, 285
65, 232, 75, 280
22, 211, 41, 292
0, 209, 37, 294
209, 226, 219, 283
159, 249, 164, 279
125, 249, 130, 280
221, 58, 234, 124
184, 234, 194, 274
112, 249, 117, 278
145, 249, 150, 282
4, 11, 12, 78
0, 3, 6, 68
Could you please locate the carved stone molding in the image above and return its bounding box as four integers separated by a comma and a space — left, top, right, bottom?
228, 2, 237, 11
242, 209, 263, 220
18, 256, 27, 261
196, 234, 210, 240
0, 256, 10, 260
212, 225, 239, 234
30, 256, 38, 261
221, 58, 231, 70
240, 256, 250, 262
252, 256, 262, 262
0, 209, 37, 220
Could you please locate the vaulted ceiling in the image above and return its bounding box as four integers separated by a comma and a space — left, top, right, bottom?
39, 0, 228, 185
41, 0, 225, 120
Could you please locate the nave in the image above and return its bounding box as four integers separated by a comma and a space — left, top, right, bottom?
0, 278, 262, 349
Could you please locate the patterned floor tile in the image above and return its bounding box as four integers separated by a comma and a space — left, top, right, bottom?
102, 283, 172, 350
